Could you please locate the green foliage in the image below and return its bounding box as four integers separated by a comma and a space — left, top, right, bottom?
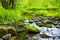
0, 0, 60, 24
0, 0, 21, 24
20, 0, 60, 17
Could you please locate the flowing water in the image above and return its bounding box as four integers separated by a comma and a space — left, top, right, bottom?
25, 19, 60, 40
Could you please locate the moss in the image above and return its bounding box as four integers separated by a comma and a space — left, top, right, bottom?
40, 34, 47, 38
9, 36, 16, 40
22, 13, 33, 20
7, 27, 17, 35
0, 27, 8, 37
14, 31, 27, 40
16, 20, 24, 27
38, 23, 44, 27
24, 15, 33, 20
44, 24, 52, 28
25, 25, 40, 33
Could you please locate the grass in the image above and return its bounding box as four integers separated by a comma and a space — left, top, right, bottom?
0, 0, 60, 25
0, 0, 21, 24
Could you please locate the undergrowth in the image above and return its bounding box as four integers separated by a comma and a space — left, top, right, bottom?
0, 0, 60, 24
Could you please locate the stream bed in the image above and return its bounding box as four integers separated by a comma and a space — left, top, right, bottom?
0, 16, 60, 40
24, 16, 60, 40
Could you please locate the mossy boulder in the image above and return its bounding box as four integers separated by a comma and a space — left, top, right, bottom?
44, 19, 53, 24
25, 25, 40, 33
44, 24, 52, 28
7, 27, 17, 35
16, 20, 24, 27
0, 27, 8, 37
38, 23, 44, 27
56, 25, 60, 28
40, 34, 48, 38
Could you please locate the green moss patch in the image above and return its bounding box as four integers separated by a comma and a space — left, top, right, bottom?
44, 24, 52, 28
25, 25, 40, 33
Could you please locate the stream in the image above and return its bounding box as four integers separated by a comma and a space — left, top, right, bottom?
24, 19, 60, 40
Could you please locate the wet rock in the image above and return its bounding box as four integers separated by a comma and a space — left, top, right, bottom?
47, 17, 53, 20
44, 24, 52, 28
34, 17, 41, 22
58, 22, 60, 25
2, 34, 11, 40
0, 27, 8, 37
29, 20, 33, 24
7, 27, 17, 36
52, 25, 56, 28
56, 17, 60, 20
35, 17, 40, 20
39, 16, 45, 20
40, 34, 48, 38
18, 25, 24, 27
34, 20, 39, 22
24, 35, 29, 40
56, 25, 60, 28
35, 21, 42, 25
38, 23, 44, 27
53, 21, 58, 25
16, 27, 26, 33
44, 20, 52, 24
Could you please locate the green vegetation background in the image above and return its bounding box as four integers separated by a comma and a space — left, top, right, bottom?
0, 0, 60, 24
